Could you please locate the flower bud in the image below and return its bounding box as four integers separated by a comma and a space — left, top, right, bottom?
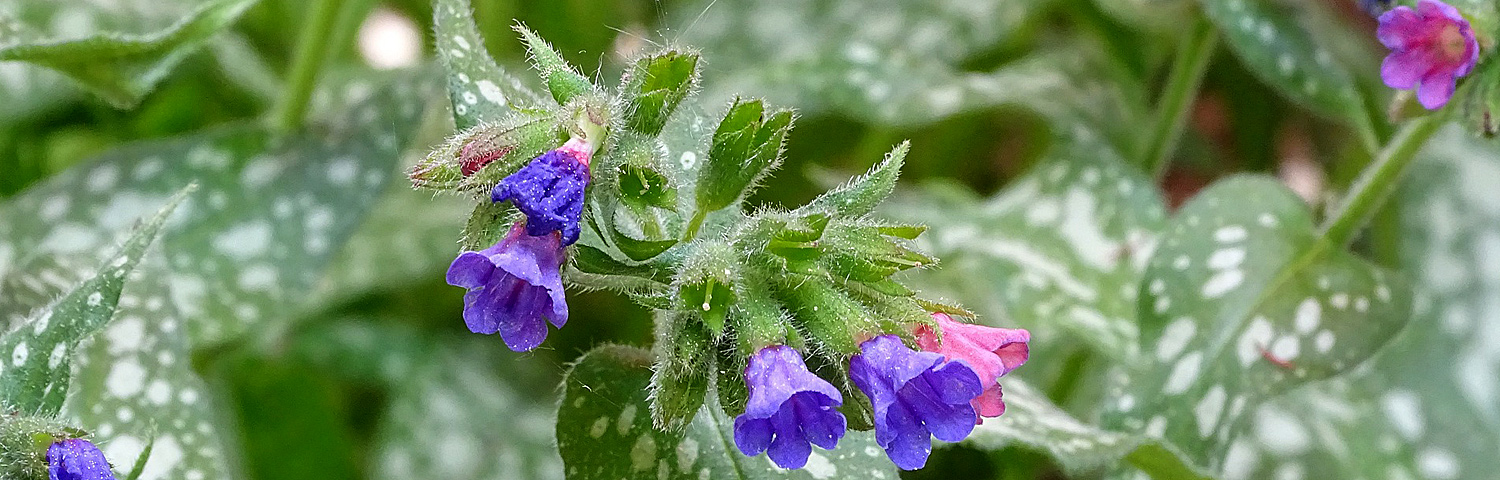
621, 49, 701, 135
411, 118, 561, 193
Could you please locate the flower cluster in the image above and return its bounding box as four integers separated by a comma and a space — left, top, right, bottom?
446, 137, 593, 351
1377, 0, 1480, 109
730, 315, 1030, 470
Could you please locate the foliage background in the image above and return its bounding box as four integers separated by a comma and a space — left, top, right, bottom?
0, 0, 1496, 479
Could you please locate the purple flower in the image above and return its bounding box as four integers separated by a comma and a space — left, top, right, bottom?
446, 222, 568, 351
47, 439, 115, 480
733, 345, 847, 469
849, 335, 984, 470
1378, 0, 1480, 109
492, 139, 593, 246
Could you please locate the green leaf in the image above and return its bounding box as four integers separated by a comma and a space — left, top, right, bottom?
514, 23, 593, 105
1100, 176, 1412, 470
963, 378, 1210, 479
0, 187, 182, 415
558, 344, 900, 479
621, 49, 702, 136
433, 0, 547, 130
0, 71, 438, 346
882, 127, 1168, 361
1217, 127, 1500, 480
0, 0, 258, 108
799, 142, 907, 218
0, 71, 439, 480
1201, 0, 1364, 122
670, 0, 1060, 126
694, 98, 794, 215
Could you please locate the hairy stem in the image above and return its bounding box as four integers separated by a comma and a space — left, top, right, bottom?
1142, 19, 1217, 178
1320, 116, 1443, 246
271, 0, 345, 132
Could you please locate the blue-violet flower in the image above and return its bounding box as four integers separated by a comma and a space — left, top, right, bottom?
849, 334, 983, 470
47, 439, 115, 480
1378, 0, 1480, 109
733, 345, 847, 469
492, 138, 593, 245
447, 222, 568, 351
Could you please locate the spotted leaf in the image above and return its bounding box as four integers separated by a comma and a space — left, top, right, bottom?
433, 0, 546, 130
964, 378, 1210, 479
1201, 0, 1365, 123
0, 0, 258, 108
558, 344, 899, 480
883, 126, 1168, 362
1220, 127, 1500, 480
0, 188, 181, 416
670, 0, 1068, 127
0, 71, 439, 480
1100, 176, 1412, 471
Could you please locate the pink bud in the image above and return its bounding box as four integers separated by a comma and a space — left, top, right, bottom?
914, 313, 1030, 420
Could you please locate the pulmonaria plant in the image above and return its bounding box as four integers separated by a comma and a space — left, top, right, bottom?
1378, 0, 1481, 109
416, 25, 1031, 471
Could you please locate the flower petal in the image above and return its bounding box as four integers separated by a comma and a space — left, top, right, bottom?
1417, 72, 1457, 109
446, 251, 495, 289
733, 417, 774, 456
1381, 49, 1429, 89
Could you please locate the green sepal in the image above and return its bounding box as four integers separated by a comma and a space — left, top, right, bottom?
612, 235, 679, 262
774, 274, 877, 356
606, 131, 678, 209
618, 163, 678, 209
726, 275, 792, 354
796, 141, 908, 217
458, 200, 517, 252
915, 297, 977, 319
571, 244, 667, 282
712, 342, 750, 417
621, 49, 702, 135
873, 222, 926, 240
694, 98, 795, 215
648, 312, 711, 433
675, 241, 740, 337
514, 23, 594, 105
0, 415, 81, 480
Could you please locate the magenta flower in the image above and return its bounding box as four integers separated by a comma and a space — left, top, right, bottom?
914, 313, 1030, 421
733, 345, 847, 469
492, 138, 593, 245
446, 222, 568, 351
47, 439, 115, 480
1378, 0, 1480, 109
849, 335, 984, 470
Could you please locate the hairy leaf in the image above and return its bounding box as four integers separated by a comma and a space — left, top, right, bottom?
0, 188, 181, 415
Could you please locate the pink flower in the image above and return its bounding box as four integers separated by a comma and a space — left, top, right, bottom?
914, 313, 1030, 421
1378, 0, 1480, 109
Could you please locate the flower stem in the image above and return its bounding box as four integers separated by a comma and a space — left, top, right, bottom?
1320, 116, 1443, 246
271, 0, 344, 132
1141, 18, 1217, 179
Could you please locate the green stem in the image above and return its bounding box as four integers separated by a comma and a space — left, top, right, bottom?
1320, 116, 1443, 246
270, 0, 344, 132
1141, 19, 1217, 178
